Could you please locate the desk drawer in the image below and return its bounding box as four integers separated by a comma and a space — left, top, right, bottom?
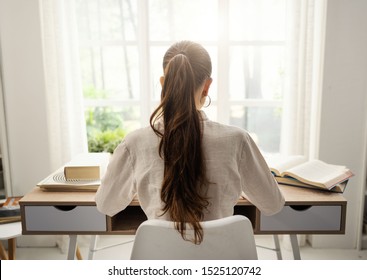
259, 205, 342, 233
24, 205, 106, 232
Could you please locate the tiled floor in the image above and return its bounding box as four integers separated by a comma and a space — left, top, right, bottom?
11, 235, 367, 260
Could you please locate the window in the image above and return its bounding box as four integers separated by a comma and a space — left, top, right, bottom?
76, 0, 286, 154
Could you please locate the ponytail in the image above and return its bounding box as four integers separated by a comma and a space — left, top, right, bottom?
150, 42, 211, 244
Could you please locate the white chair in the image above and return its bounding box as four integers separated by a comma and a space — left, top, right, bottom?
130, 215, 258, 260
0, 221, 22, 260
88, 235, 134, 260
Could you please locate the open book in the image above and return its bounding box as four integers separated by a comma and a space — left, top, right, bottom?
37, 153, 111, 192
266, 155, 354, 193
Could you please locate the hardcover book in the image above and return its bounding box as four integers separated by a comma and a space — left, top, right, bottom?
63, 152, 111, 180
266, 155, 354, 193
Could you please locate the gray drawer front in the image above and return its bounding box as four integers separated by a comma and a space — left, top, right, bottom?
260, 205, 341, 232
24, 205, 106, 232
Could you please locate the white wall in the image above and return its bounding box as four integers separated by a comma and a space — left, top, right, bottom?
310, 0, 367, 249
0, 0, 57, 247
0, 0, 52, 196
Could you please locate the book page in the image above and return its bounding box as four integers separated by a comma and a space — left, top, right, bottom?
283, 160, 353, 188
275, 176, 348, 193
266, 155, 307, 176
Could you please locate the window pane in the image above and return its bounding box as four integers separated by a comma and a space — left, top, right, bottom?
102, 46, 140, 99
205, 46, 218, 101
85, 105, 140, 152
229, 46, 285, 100
229, 0, 286, 41
80, 46, 140, 100
76, 0, 137, 42
149, 0, 218, 41
80, 48, 101, 89
86, 105, 140, 139
230, 106, 282, 153
150, 46, 167, 101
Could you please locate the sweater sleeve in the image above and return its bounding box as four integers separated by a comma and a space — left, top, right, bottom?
95, 140, 137, 217
239, 133, 285, 216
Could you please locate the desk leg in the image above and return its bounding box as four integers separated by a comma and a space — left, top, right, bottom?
68, 235, 78, 260
0, 241, 8, 260
8, 238, 16, 260
76, 246, 83, 260
289, 234, 301, 260
273, 235, 283, 260
88, 235, 98, 260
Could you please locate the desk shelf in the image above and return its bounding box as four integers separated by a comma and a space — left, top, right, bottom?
107, 206, 147, 234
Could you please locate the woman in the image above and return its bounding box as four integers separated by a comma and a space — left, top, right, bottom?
95, 41, 284, 244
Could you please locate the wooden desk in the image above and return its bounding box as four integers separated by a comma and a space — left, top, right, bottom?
19, 185, 346, 259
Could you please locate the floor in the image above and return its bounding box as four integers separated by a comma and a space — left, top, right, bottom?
11, 235, 367, 260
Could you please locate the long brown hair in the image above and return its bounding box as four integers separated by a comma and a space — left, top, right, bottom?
150, 41, 212, 244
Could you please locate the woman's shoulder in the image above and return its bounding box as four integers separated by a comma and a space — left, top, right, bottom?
203, 120, 257, 159
113, 126, 157, 156
205, 119, 251, 139
124, 126, 155, 143
122, 127, 161, 152
125, 126, 152, 137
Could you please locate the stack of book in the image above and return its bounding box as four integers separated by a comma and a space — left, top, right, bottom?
266, 155, 354, 193
0, 196, 22, 224
37, 152, 111, 192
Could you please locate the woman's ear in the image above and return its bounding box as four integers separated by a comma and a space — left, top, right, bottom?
202, 78, 213, 96
160, 76, 164, 87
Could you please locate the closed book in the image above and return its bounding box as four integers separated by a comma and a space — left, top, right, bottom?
63, 152, 111, 181
37, 153, 111, 192
64, 166, 100, 181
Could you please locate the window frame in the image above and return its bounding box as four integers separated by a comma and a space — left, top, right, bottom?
79, 0, 287, 153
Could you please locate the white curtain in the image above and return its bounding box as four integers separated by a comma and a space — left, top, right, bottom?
281, 0, 327, 159
279, 0, 327, 250
39, 0, 88, 171
39, 0, 88, 252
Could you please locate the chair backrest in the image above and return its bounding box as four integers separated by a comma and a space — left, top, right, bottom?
130, 215, 258, 260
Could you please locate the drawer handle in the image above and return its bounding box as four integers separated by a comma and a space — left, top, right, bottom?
54, 205, 77, 211
290, 205, 312, 211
